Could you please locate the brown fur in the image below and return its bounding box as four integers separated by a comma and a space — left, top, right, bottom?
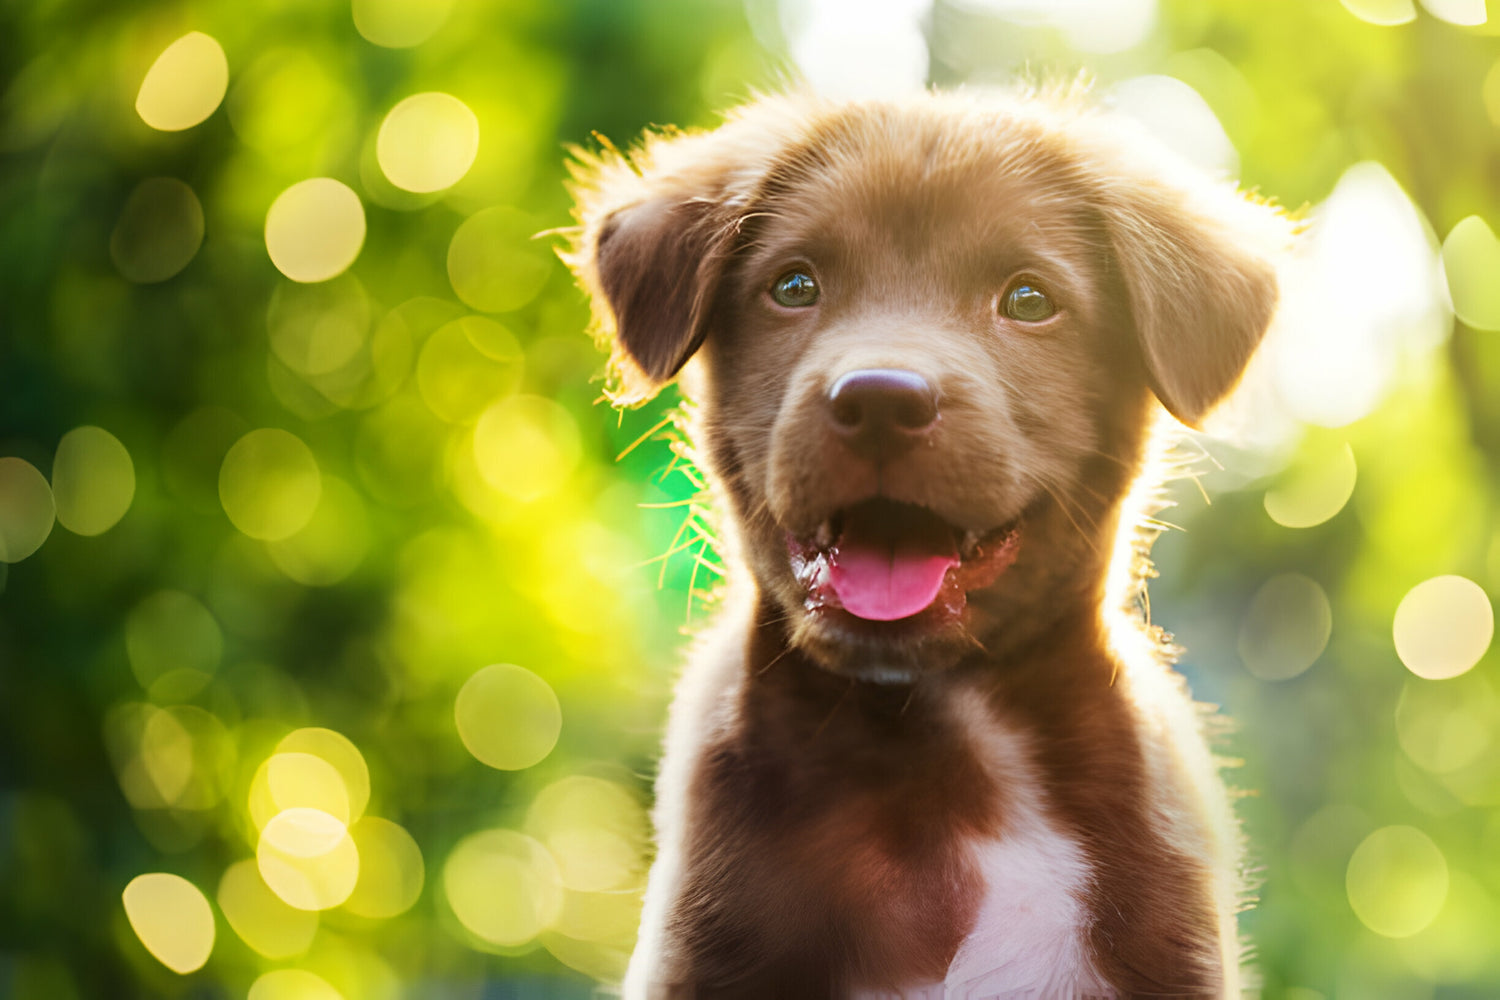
564, 90, 1289, 999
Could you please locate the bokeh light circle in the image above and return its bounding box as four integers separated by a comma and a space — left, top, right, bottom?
248, 969, 344, 1000
110, 178, 205, 284
278, 728, 370, 820
446, 207, 552, 312
416, 316, 523, 423
250, 752, 352, 829
1346, 825, 1449, 938
1237, 573, 1333, 681
526, 776, 648, 892
344, 817, 425, 919
121, 872, 215, 974
136, 32, 228, 131
256, 807, 361, 911
1395, 679, 1494, 775
1393, 575, 1493, 679
377, 92, 480, 193
267, 275, 371, 377
1264, 442, 1357, 529
455, 663, 562, 770
0, 457, 56, 563
267, 475, 371, 586
228, 50, 355, 156
352, 0, 456, 47
1441, 215, 1500, 331
250, 728, 371, 831
443, 828, 563, 947
124, 590, 222, 694
265, 179, 366, 283
219, 428, 322, 541
52, 426, 135, 536
472, 395, 582, 502
1337, 0, 1417, 25
217, 858, 318, 959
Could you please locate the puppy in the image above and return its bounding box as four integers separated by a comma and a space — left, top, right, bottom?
565, 89, 1288, 999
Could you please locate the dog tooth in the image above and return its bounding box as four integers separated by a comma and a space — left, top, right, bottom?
816, 520, 833, 547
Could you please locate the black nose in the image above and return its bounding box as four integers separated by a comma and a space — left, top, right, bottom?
827, 368, 938, 460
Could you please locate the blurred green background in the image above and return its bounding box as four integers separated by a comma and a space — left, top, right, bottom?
3, 0, 1500, 997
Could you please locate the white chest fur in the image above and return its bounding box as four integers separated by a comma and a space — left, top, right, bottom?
860, 696, 1115, 1000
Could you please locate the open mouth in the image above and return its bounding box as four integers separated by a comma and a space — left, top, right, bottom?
786, 498, 1021, 624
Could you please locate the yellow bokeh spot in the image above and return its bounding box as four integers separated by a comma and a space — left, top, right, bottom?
446, 206, 552, 313
352, 0, 455, 47
377, 92, 480, 193
1237, 573, 1333, 682
443, 829, 563, 948
1441, 216, 1500, 331
124, 590, 222, 694
1421, 0, 1487, 26
250, 753, 352, 829
455, 663, 562, 771
355, 395, 445, 507
1395, 677, 1495, 774
265, 179, 366, 283
217, 858, 318, 959
1485, 62, 1500, 129
0, 457, 56, 563
109, 178, 205, 284
1393, 575, 1493, 680
543, 929, 636, 984
52, 426, 135, 536
472, 395, 581, 502
257, 808, 361, 911
1346, 825, 1449, 938
107, 704, 228, 810
1337, 0, 1416, 25
121, 872, 216, 974
309, 302, 417, 411
135, 32, 228, 132
344, 817, 425, 919
1264, 441, 1357, 529
267, 475, 370, 586
278, 728, 371, 820
268, 275, 371, 377
248, 969, 345, 1000
1395, 870, 1497, 984
526, 776, 648, 893
229, 50, 355, 157
416, 316, 523, 423
219, 428, 322, 541
136, 707, 194, 807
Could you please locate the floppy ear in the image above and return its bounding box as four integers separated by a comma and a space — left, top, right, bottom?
1084, 133, 1289, 428
563, 130, 751, 404
590, 194, 731, 397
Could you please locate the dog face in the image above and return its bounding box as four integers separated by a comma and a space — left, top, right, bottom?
568, 94, 1284, 682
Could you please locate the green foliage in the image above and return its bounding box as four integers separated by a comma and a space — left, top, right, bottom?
1, 1, 1498, 997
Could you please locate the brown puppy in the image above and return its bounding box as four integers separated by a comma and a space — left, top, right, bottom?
565, 90, 1288, 999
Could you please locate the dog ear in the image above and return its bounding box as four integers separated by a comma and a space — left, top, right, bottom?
564, 129, 756, 404
590, 193, 730, 399
1089, 142, 1289, 428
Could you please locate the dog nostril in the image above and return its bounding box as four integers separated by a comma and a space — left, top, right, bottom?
827, 369, 939, 441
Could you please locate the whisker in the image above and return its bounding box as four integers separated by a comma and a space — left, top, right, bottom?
813, 680, 856, 737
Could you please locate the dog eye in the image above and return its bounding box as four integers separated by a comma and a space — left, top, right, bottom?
1001, 283, 1055, 322
771, 270, 820, 308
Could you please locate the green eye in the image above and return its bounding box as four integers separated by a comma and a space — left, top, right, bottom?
1002, 283, 1055, 322
771, 270, 819, 308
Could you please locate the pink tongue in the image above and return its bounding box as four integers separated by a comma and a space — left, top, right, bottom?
829, 515, 959, 621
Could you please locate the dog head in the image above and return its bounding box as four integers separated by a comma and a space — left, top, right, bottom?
566, 92, 1287, 683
